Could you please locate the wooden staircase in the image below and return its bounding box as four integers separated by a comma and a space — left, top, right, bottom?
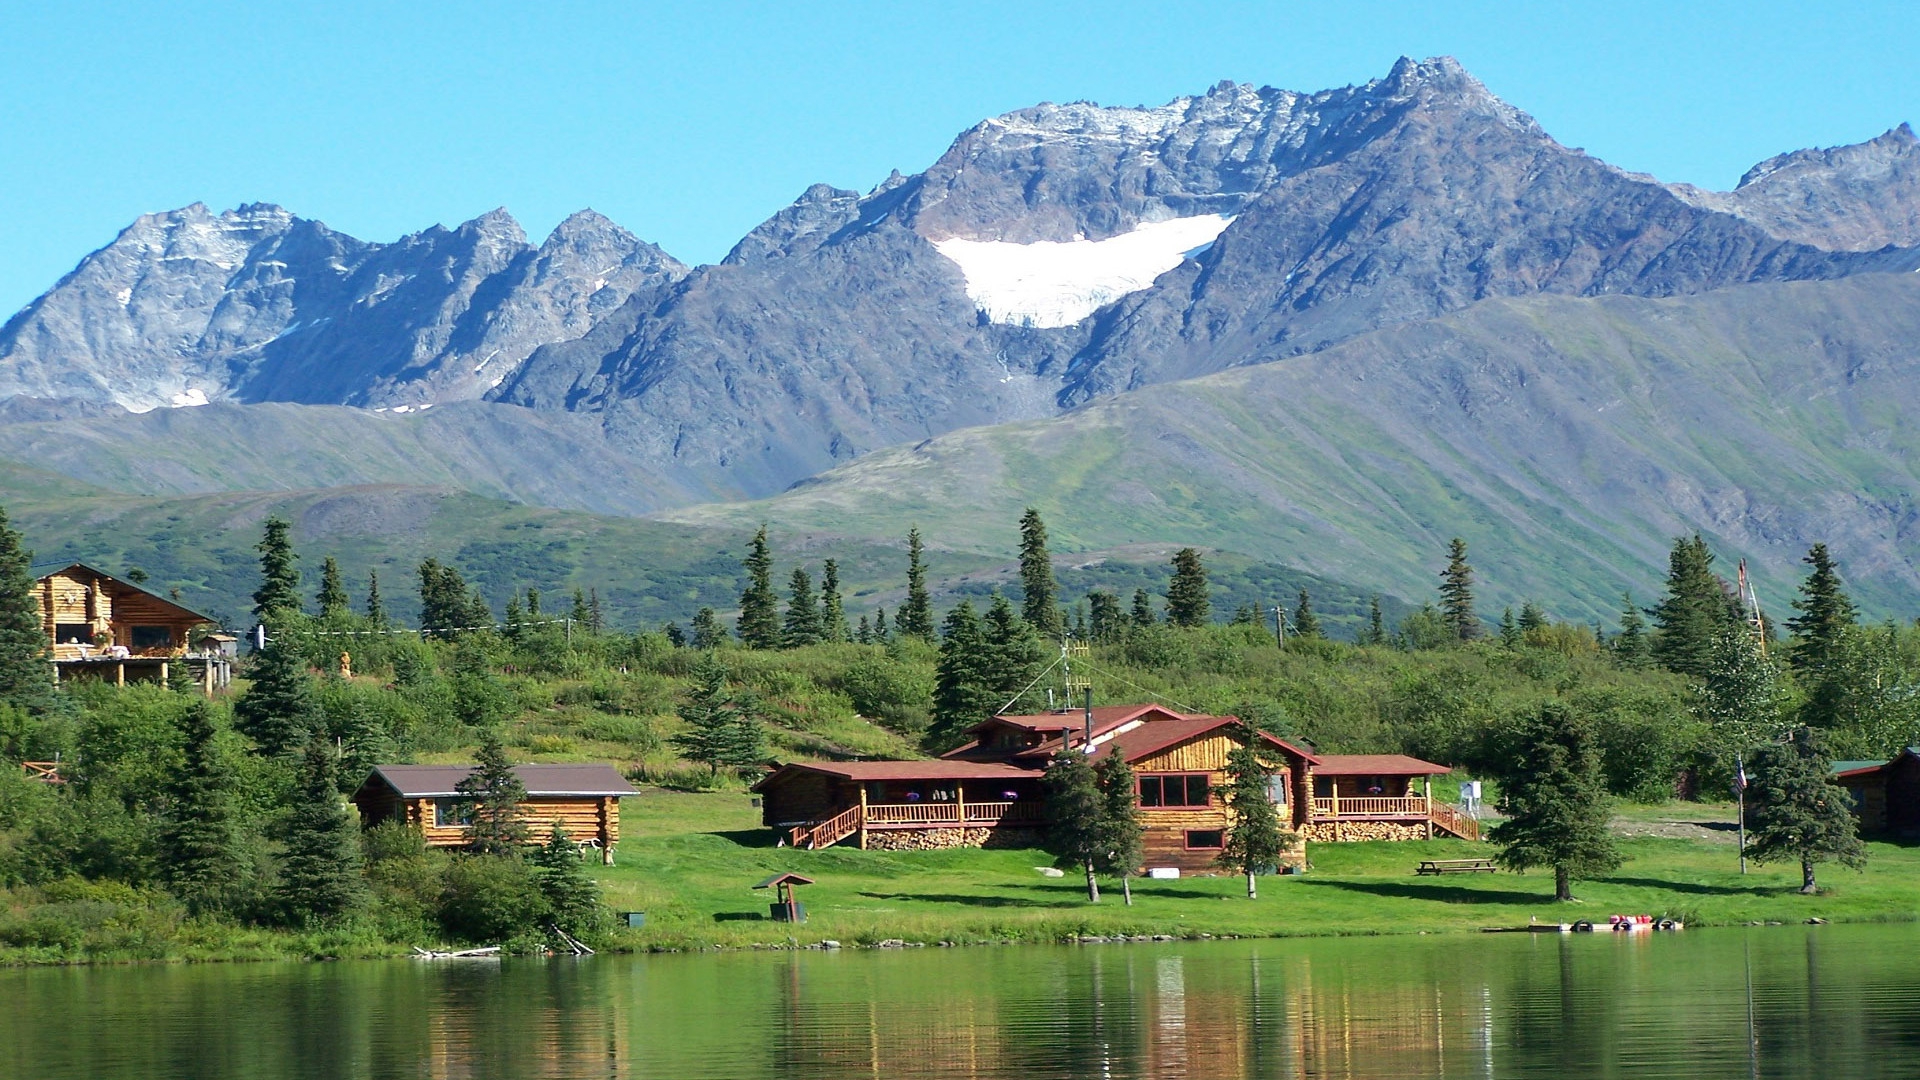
788, 804, 863, 850
1429, 801, 1481, 842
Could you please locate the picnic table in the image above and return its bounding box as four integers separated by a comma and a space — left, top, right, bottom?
1416, 858, 1497, 875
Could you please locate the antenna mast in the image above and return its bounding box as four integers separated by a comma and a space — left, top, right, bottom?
1737, 559, 1767, 654
1061, 638, 1091, 708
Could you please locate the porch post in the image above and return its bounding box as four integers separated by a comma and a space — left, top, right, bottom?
114, 662, 124, 687
858, 783, 869, 850
1424, 776, 1433, 839
956, 783, 966, 824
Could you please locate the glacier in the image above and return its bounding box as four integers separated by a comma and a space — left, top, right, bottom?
932, 215, 1234, 329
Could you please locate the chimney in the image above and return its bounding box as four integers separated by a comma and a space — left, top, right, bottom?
1082, 688, 1094, 754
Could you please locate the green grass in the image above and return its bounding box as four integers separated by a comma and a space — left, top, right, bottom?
590, 790, 1920, 951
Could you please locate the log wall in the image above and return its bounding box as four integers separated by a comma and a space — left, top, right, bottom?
398, 796, 621, 849
760, 771, 845, 827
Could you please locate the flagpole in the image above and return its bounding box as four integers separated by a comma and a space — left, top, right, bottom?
1736, 752, 1747, 875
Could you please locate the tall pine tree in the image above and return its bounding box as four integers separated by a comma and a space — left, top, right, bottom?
1130, 588, 1156, 629
234, 633, 321, 756
1649, 535, 1735, 678
158, 700, 244, 914
316, 557, 349, 618
1361, 596, 1387, 647
1017, 508, 1061, 638
1042, 745, 1103, 902
1291, 589, 1320, 639
982, 593, 1043, 714
737, 527, 781, 649
674, 654, 761, 777
1164, 548, 1209, 628
1218, 729, 1291, 899
274, 740, 365, 925
533, 822, 602, 934
818, 559, 849, 643
1087, 591, 1121, 642
1489, 702, 1622, 901
928, 601, 994, 750
1094, 747, 1144, 906
1614, 592, 1650, 668
783, 568, 822, 647
897, 528, 934, 639
0, 506, 51, 714
691, 607, 726, 650
1744, 727, 1865, 894
455, 732, 529, 855
1438, 538, 1479, 641
252, 515, 301, 622
1786, 543, 1857, 675
364, 569, 386, 625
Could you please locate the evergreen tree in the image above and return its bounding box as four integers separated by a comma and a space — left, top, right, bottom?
335, 697, 391, 787
898, 528, 934, 639
316, 556, 349, 618
662, 622, 687, 648
1744, 727, 1865, 893
570, 587, 592, 634
587, 587, 604, 635
1231, 603, 1260, 627
855, 615, 872, 644
1291, 589, 1320, 639
1093, 747, 1144, 905
502, 593, 526, 644
533, 822, 601, 935
364, 569, 386, 625
872, 606, 890, 642
1042, 745, 1103, 902
1218, 729, 1291, 899
1518, 601, 1546, 633
1786, 543, 1857, 675
782, 567, 822, 647
0, 506, 51, 713
274, 740, 365, 925
690, 607, 726, 651
1088, 591, 1121, 642
736, 527, 781, 649
1164, 548, 1210, 627
252, 515, 301, 622
1650, 534, 1735, 678
1489, 702, 1622, 901
234, 632, 322, 756
1361, 596, 1387, 647
1498, 608, 1521, 649
983, 593, 1043, 713
455, 732, 529, 856
673, 654, 754, 777
1614, 592, 1650, 668
818, 559, 849, 643
418, 559, 482, 638
158, 700, 243, 914
1017, 508, 1061, 637
1438, 538, 1479, 642
1130, 588, 1156, 629
928, 601, 994, 750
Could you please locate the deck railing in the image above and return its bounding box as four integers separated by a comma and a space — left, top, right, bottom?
1311, 795, 1431, 819
1429, 800, 1481, 841
864, 801, 1044, 827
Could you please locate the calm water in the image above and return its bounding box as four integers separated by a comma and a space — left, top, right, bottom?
4, 924, 1918, 1079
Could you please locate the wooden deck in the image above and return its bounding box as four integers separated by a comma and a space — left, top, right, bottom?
1309, 796, 1480, 841
789, 801, 1045, 849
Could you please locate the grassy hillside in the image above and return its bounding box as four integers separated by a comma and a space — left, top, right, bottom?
664, 274, 1920, 622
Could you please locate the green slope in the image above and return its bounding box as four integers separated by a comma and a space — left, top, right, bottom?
660, 273, 1920, 621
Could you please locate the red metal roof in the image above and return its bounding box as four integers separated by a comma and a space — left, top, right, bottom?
362, 764, 637, 798
1099, 717, 1318, 765
751, 759, 1041, 792
1311, 754, 1450, 776
979, 704, 1193, 734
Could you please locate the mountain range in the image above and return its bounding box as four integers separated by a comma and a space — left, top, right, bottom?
2, 56, 1917, 627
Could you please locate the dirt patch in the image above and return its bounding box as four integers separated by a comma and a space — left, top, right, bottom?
1611, 816, 1742, 844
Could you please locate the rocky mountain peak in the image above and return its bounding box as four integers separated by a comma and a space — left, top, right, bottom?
1688, 122, 1920, 250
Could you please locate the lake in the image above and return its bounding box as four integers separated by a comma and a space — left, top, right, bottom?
4, 923, 1916, 1079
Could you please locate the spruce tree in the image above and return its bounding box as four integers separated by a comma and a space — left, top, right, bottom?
983, 593, 1043, 713
736, 527, 781, 649
316, 557, 349, 618
1292, 589, 1320, 639
897, 528, 934, 639
533, 822, 602, 935
1130, 588, 1156, 629
662, 622, 686, 648
0, 506, 51, 714
674, 654, 747, 778
158, 700, 243, 914
1614, 592, 1650, 668
818, 559, 849, 643
570, 587, 592, 634
690, 607, 726, 651
418, 558, 480, 638
1042, 745, 1103, 902
1088, 591, 1121, 642
1093, 747, 1144, 905
1361, 596, 1387, 647
1786, 543, 1857, 674
1164, 548, 1210, 628
1744, 727, 1865, 893
234, 632, 322, 756
364, 569, 386, 625
872, 606, 890, 642
928, 601, 994, 750
1438, 538, 1479, 641
855, 615, 872, 644
1518, 601, 1546, 633
1488, 702, 1622, 901
1218, 729, 1291, 899
1649, 535, 1734, 678
455, 732, 529, 855
1017, 508, 1061, 638
587, 587, 604, 635
1498, 608, 1521, 648
782, 568, 821, 647
252, 515, 301, 622
275, 740, 365, 925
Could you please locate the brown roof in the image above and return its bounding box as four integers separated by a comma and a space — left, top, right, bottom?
361, 764, 637, 799
1312, 754, 1450, 776
39, 562, 219, 625
1099, 717, 1318, 765
751, 759, 1040, 792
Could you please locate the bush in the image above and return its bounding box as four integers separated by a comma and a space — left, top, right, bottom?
835, 655, 934, 735
438, 855, 549, 944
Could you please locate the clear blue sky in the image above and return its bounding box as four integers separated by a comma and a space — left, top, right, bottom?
1, 0, 1914, 316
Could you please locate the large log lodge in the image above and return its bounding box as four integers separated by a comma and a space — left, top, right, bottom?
37, 563, 232, 695
755, 704, 1477, 872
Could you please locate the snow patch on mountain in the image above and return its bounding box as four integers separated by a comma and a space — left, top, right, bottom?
933, 215, 1233, 328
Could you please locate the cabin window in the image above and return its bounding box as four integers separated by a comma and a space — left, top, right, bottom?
1267, 775, 1288, 805
55, 623, 94, 645
433, 799, 473, 827
1138, 773, 1209, 808
1313, 775, 1334, 799
1184, 829, 1224, 850
130, 626, 173, 650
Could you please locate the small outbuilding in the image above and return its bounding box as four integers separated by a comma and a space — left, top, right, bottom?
351, 763, 637, 863
1831, 748, 1920, 837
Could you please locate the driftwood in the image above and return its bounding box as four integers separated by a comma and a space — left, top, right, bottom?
412, 946, 502, 959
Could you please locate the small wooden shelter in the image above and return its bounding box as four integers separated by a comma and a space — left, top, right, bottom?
37, 563, 230, 694
351, 763, 637, 863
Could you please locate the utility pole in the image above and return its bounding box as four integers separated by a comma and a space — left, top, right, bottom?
1271, 605, 1287, 647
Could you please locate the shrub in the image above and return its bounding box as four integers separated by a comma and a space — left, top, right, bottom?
437, 855, 548, 944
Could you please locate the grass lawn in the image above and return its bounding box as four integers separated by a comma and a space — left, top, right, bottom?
593, 789, 1920, 950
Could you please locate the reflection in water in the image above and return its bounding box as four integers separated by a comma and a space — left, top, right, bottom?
5, 924, 1920, 1080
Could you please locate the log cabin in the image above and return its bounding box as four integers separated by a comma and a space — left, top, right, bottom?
37, 563, 231, 694
351, 763, 637, 864
756, 703, 1478, 870
1831, 748, 1920, 837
